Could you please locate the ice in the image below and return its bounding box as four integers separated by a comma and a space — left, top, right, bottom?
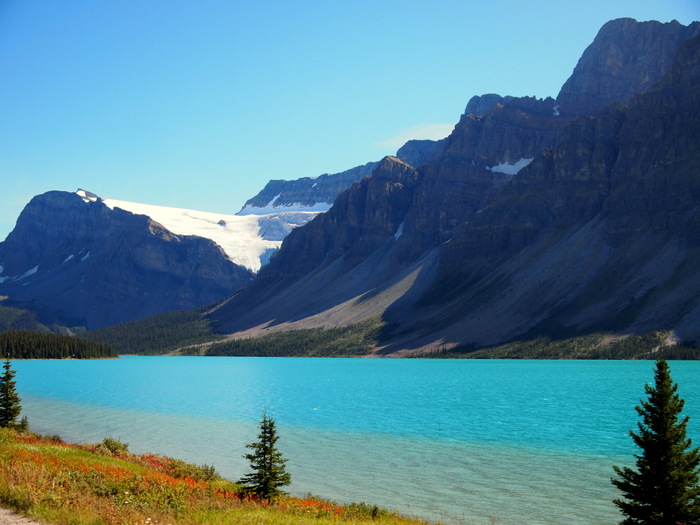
238, 201, 332, 216
16, 265, 38, 280
486, 157, 534, 175
102, 198, 320, 272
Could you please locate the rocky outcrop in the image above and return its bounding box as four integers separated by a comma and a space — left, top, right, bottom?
238, 162, 378, 213
0, 191, 254, 329
395, 139, 446, 167
556, 18, 700, 115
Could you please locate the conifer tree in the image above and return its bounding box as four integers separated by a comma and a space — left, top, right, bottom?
612, 359, 700, 524
238, 411, 291, 500
0, 358, 23, 429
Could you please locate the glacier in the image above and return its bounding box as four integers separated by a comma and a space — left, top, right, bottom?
88, 192, 322, 273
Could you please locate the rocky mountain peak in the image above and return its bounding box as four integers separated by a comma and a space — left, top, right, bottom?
556, 18, 700, 115
0, 191, 254, 329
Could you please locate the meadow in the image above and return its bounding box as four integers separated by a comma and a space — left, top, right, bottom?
0, 429, 432, 525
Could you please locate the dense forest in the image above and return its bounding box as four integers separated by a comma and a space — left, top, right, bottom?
85, 309, 223, 354
0, 331, 116, 359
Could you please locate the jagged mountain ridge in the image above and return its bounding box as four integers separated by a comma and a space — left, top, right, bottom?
210, 19, 700, 352
239, 140, 448, 215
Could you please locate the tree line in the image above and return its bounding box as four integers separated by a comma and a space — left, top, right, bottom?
0, 331, 116, 359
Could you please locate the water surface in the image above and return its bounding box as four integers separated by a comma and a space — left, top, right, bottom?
13, 357, 700, 524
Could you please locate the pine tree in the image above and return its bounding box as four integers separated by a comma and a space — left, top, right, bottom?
0, 358, 23, 429
612, 359, 700, 524
238, 411, 291, 500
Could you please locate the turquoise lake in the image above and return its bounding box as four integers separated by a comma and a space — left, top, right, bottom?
11, 357, 700, 524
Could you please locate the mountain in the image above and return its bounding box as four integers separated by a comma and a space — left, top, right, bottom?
97, 193, 321, 272
238, 140, 447, 216
209, 18, 700, 353
0, 191, 256, 329
238, 162, 378, 215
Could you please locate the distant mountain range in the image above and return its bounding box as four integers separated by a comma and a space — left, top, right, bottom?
1, 18, 699, 353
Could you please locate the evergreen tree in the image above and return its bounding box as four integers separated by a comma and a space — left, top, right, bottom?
612, 359, 700, 524
238, 411, 291, 500
0, 358, 23, 429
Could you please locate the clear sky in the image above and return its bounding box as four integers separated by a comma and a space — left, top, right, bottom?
0, 0, 697, 241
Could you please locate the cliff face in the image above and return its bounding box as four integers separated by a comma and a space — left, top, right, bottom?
392, 31, 700, 348
238, 162, 378, 213
556, 18, 700, 115
210, 19, 700, 350
0, 191, 253, 329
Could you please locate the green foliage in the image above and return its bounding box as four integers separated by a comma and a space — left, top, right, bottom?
86, 309, 223, 355
95, 437, 129, 456
0, 305, 45, 332
0, 304, 86, 335
439, 331, 700, 359
238, 412, 291, 500
0, 330, 115, 359
207, 318, 384, 357
165, 459, 219, 482
344, 501, 389, 520
612, 360, 700, 524
0, 359, 22, 429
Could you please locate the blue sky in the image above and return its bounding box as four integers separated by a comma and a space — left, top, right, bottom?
0, 1, 697, 241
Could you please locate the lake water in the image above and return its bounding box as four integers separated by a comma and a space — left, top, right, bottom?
11, 357, 700, 524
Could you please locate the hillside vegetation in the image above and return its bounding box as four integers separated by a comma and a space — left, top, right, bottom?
205, 318, 384, 357
82, 304, 700, 359
0, 429, 431, 525
439, 331, 700, 359
0, 305, 84, 335
86, 309, 223, 354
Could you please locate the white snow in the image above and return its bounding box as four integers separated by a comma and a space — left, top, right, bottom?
237, 201, 332, 216
101, 196, 320, 273
486, 157, 534, 175
77, 189, 99, 203
394, 222, 404, 240
16, 266, 38, 280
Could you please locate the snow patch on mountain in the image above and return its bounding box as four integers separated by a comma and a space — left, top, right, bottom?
486, 157, 534, 175
237, 201, 333, 216
99, 195, 319, 272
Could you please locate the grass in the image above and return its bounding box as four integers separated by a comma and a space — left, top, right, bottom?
0, 429, 433, 525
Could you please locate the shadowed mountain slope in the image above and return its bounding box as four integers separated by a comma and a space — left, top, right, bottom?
210, 19, 700, 353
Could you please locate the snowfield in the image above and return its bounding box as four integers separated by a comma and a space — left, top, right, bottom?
76, 191, 321, 273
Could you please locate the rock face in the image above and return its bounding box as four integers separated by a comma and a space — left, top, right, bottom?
238, 162, 378, 213
395, 139, 446, 167
210, 19, 700, 350
556, 18, 700, 115
0, 191, 254, 329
